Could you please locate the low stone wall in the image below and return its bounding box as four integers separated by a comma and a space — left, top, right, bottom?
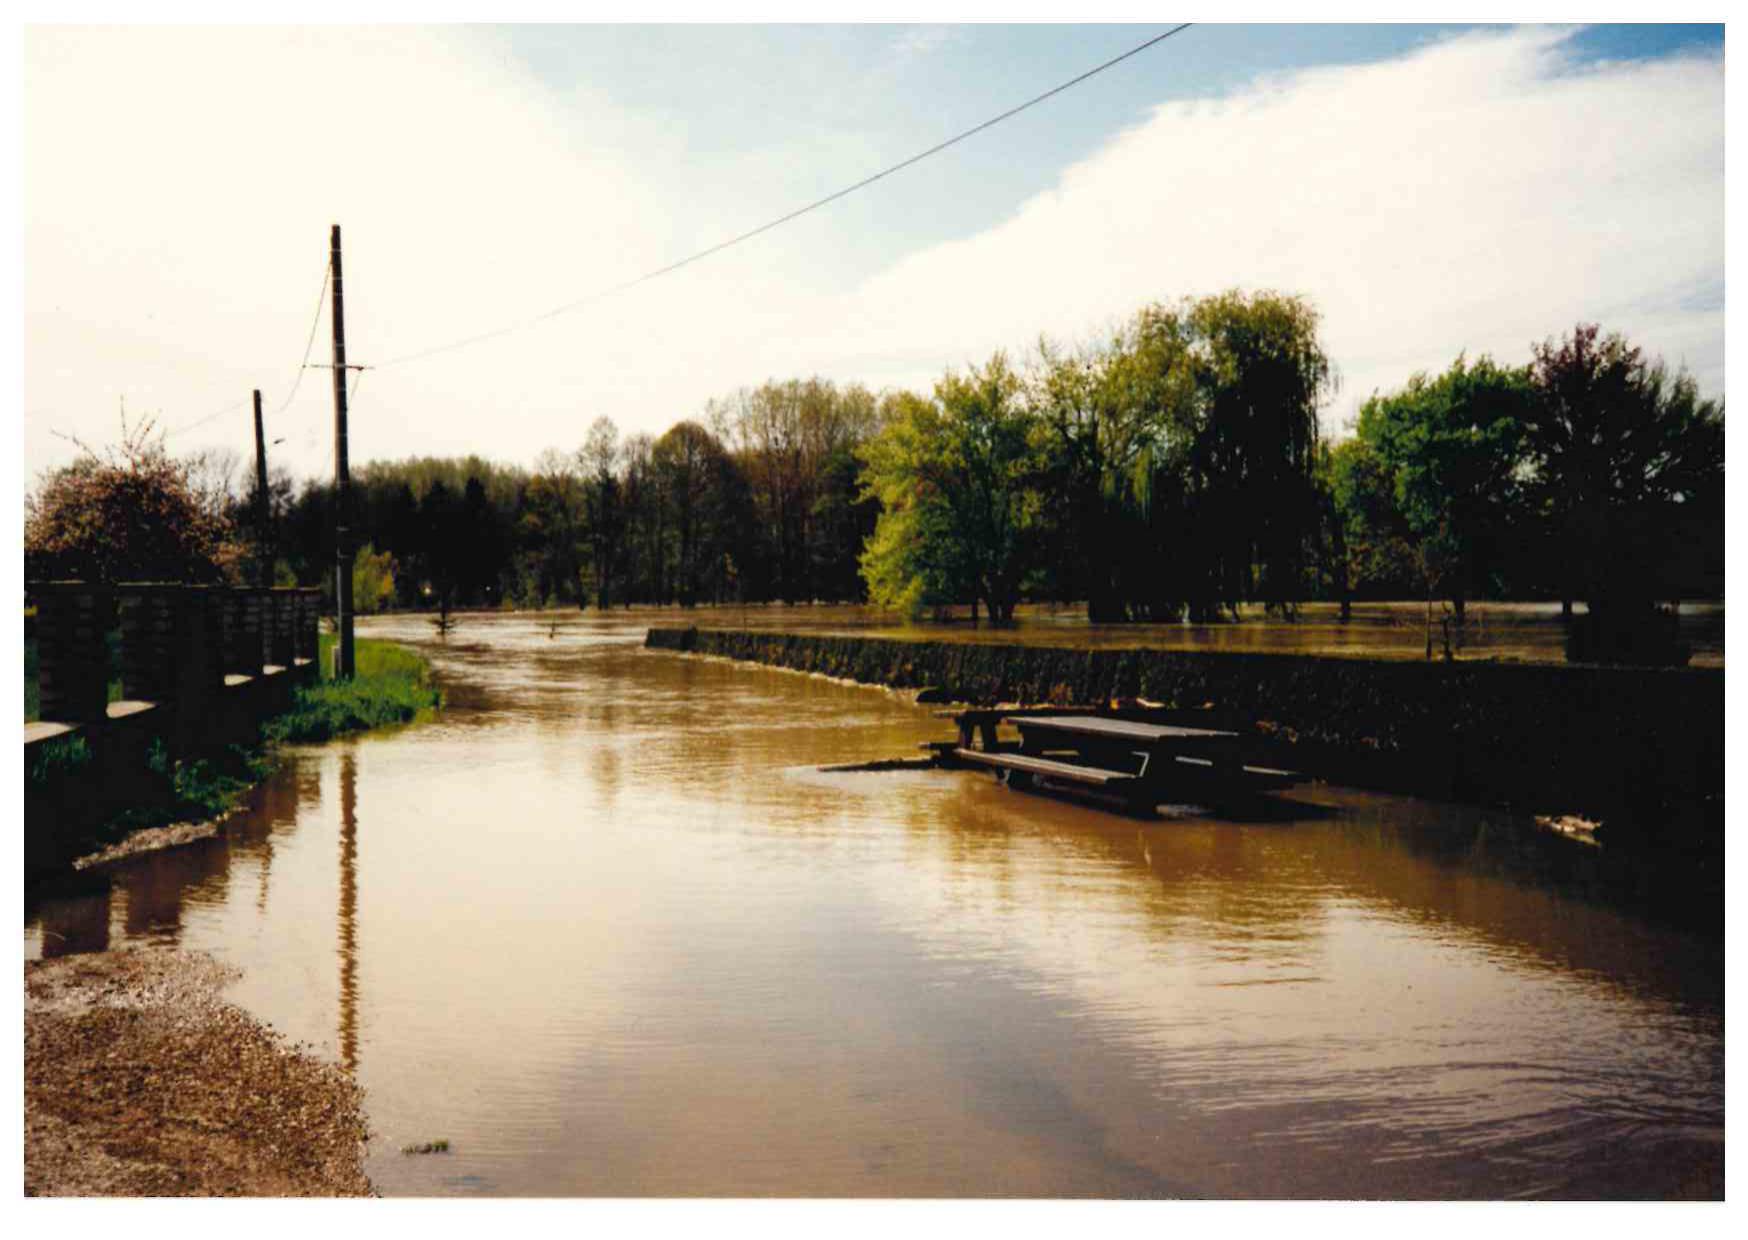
646, 626, 1724, 837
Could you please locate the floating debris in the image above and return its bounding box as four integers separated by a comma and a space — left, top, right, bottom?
402, 1139, 451, 1155
815, 757, 939, 773
1535, 814, 1602, 847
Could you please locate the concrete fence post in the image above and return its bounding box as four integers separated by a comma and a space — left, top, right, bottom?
174, 586, 225, 710
295, 589, 320, 664
116, 584, 183, 704
268, 588, 297, 668
246, 588, 272, 673
220, 588, 266, 678
33, 581, 113, 723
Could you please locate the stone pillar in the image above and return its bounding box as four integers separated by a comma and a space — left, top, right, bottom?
33, 582, 113, 723
173, 586, 225, 709
251, 588, 274, 672
295, 589, 321, 663
268, 589, 296, 668
220, 588, 265, 677
117, 584, 182, 704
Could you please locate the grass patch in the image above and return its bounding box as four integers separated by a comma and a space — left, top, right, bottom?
111, 738, 276, 832
25, 636, 38, 721
28, 733, 91, 784
263, 634, 442, 743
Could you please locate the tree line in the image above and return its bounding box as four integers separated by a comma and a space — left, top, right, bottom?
25, 291, 1722, 663
251, 377, 882, 614
859, 296, 1723, 661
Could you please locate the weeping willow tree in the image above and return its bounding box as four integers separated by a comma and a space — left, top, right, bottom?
1029, 292, 1333, 621
1029, 310, 1194, 621
1178, 291, 1334, 619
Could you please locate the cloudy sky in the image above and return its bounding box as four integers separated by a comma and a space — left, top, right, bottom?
22, 22, 1725, 483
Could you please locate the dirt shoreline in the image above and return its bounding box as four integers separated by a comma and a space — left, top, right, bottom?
25, 945, 373, 1197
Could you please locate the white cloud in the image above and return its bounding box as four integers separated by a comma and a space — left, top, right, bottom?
815, 26, 1724, 429
890, 25, 961, 61
23, 25, 1724, 484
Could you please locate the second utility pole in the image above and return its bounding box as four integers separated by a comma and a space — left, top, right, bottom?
330, 223, 356, 679
253, 389, 271, 586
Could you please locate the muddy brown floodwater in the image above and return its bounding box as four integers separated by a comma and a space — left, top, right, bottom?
25, 613, 1723, 1199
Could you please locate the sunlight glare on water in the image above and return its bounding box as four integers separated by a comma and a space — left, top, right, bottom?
24, 612, 1723, 1198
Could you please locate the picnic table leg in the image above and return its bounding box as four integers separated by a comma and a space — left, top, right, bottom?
979, 720, 1001, 752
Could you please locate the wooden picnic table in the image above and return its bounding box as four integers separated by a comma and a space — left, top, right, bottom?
1009, 716, 1237, 745
941, 712, 1296, 814
1010, 715, 1238, 776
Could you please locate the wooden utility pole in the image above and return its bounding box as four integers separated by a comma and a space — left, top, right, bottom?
252, 389, 271, 587
330, 223, 356, 679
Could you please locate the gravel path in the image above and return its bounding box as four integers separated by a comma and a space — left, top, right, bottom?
25, 946, 373, 1197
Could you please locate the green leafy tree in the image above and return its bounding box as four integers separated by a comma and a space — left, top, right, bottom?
1526, 323, 1724, 662
1354, 355, 1532, 619
1325, 436, 1419, 601
859, 356, 1040, 623
351, 543, 397, 613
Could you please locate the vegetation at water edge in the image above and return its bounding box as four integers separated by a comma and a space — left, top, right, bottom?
262, 634, 443, 743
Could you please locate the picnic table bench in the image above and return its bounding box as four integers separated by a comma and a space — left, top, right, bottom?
952, 747, 1142, 790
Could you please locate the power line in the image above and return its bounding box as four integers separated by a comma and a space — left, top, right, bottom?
275, 262, 331, 416
163, 395, 251, 438
374, 22, 1194, 370
163, 261, 329, 440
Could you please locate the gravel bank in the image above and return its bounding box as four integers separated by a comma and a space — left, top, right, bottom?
25, 946, 372, 1197
70, 818, 223, 871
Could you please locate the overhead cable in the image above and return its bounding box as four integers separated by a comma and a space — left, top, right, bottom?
373, 23, 1195, 369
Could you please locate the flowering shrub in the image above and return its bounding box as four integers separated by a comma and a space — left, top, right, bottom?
25, 417, 238, 583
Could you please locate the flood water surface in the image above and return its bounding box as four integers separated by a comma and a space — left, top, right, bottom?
25, 614, 1723, 1198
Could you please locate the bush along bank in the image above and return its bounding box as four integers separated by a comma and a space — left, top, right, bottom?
25, 636, 441, 877
645, 626, 1722, 849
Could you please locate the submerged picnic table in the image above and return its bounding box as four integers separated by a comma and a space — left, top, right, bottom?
945, 712, 1296, 814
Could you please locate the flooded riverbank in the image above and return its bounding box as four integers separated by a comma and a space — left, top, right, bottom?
25, 613, 1723, 1198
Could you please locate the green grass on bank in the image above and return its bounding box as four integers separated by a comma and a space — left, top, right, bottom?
27, 728, 275, 841
263, 634, 442, 743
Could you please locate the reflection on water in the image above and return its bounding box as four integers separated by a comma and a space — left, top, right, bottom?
24, 613, 1723, 1199
338, 751, 359, 1075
